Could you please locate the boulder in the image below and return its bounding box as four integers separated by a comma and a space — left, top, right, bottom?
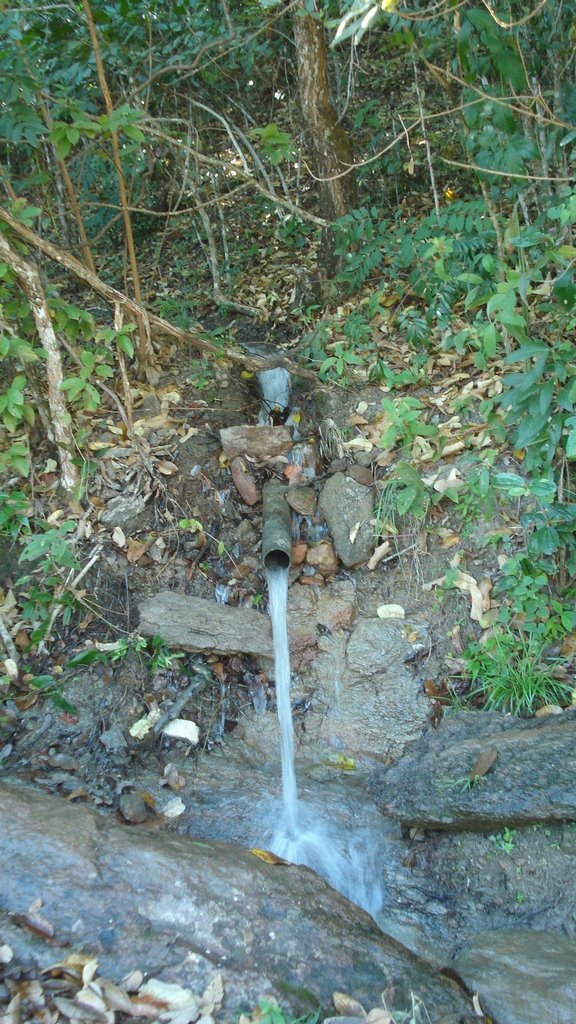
370, 709, 576, 829
322, 619, 431, 759
0, 783, 476, 1022
139, 591, 272, 657
453, 929, 576, 1024
319, 473, 374, 567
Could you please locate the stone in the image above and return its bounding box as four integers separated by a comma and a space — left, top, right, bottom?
306, 540, 339, 576
370, 709, 576, 830
139, 591, 272, 658
317, 581, 356, 631
220, 425, 292, 462
286, 486, 316, 516
230, 456, 261, 506
119, 791, 151, 823
100, 493, 149, 528
0, 783, 476, 1022
347, 464, 373, 485
291, 540, 308, 565
319, 473, 374, 567
330, 619, 431, 759
452, 929, 576, 1024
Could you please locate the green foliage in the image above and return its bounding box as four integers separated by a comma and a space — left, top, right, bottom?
379, 397, 437, 451
463, 630, 572, 716
490, 828, 516, 854
250, 124, 295, 165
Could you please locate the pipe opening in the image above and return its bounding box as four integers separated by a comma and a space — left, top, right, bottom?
264, 549, 291, 572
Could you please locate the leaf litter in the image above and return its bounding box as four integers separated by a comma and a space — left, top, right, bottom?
1, 945, 225, 1024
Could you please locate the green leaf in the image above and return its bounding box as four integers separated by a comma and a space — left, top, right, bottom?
565, 417, 576, 459
117, 333, 134, 358
503, 342, 548, 363
67, 649, 107, 667
60, 377, 85, 401
123, 123, 145, 142
396, 486, 418, 515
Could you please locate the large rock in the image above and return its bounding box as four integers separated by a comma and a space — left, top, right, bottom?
370, 709, 576, 829
139, 582, 356, 672
139, 591, 272, 657
453, 929, 576, 1024
0, 783, 476, 1022
319, 473, 374, 567
323, 619, 431, 759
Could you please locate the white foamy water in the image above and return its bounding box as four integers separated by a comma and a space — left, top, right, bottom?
266, 566, 298, 833
265, 565, 384, 920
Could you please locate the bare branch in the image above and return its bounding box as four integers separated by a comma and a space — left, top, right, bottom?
0, 207, 316, 380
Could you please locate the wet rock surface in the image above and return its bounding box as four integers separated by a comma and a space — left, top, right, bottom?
370, 709, 576, 829
0, 783, 476, 1023
453, 929, 576, 1024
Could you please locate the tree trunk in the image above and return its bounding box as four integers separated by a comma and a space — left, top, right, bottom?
293, 1, 356, 275
0, 233, 79, 495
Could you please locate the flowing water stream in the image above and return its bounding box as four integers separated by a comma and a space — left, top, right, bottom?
265, 565, 384, 919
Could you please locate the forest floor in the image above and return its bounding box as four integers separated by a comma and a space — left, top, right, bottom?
2, 330, 576, 979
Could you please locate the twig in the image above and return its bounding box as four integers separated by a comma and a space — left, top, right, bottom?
38, 545, 103, 652
0, 610, 18, 665
0, 206, 319, 380
153, 662, 213, 734
414, 62, 440, 220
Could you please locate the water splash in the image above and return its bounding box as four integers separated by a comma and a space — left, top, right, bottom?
265, 565, 384, 919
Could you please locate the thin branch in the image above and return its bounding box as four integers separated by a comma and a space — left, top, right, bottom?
82, 0, 152, 367
479, 0, 550, 30
0, 206, 317, 380
441, 156, 574, 183
0, 231, 79, 495
413, 62, 440, 220
0, 610, 18, 665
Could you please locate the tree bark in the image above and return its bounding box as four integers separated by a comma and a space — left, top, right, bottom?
293, 1, 357, 274
0, 233, 79, 495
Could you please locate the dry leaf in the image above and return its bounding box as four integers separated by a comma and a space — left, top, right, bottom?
250, 848, 289, 865
423, 570, 485, 623
161, 797, 186, 818
138, 979, 198, 1012
129, 704, 161, 739
342, 437, 372, 452
156, 460, 179, 476
126, 538, 148, 563
200, 973, 224, 1012
366, 1011, 393, 1024
469, 747, 498, 782
162, 719, 199, 745
367, 540, 391, 570
332, 992, 367, 1018
112, 526, 126, 547
161, 763, 186, 790
422, 465, 465, 494
326, 754, 356, 771
561, 631, 576, 656
376, 604, 405, 620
